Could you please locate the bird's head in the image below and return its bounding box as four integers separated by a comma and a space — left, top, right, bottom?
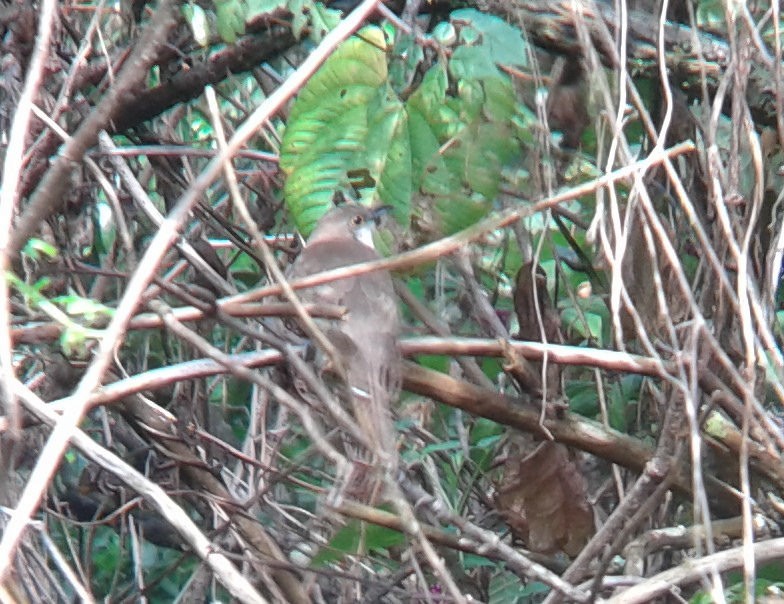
306, 205, 391, 249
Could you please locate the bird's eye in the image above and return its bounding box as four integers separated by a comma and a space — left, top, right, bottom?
351, 214, 364, 226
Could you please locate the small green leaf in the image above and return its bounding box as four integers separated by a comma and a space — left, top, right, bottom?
450, 45, 502, 80
245, 0, 285, 16
607, 375, 642, 433
183, 4, 210, 47
289, 0, 307, 39
311, 518, 404, 566
23, 238, 58, 260
469, 418, 503, 445
309, 2, 342, 42
566, 380, 599, 417
422, 440, 463, 455
53, 295, 115, 323
430, 21, 457, 47
462, 553, 498, 569
489, 571, 549, 603
60, 325, 91, 358
450, 9, 528, 68
388, 32, 425, 94
215, 0, 246, 43
416, 354, 450, 374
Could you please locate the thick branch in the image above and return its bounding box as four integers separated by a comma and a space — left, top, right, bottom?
110, 26, 296, 132
402, 361, 741, 512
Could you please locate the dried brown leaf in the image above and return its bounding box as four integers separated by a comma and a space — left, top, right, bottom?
496, 439, 594, 556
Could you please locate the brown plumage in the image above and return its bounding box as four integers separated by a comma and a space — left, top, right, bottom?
287, 205, 401, 456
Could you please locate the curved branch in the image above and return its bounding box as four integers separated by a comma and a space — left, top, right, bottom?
401, 361, 743, 513
110, 26, 296, 132
605, 536, 784, 603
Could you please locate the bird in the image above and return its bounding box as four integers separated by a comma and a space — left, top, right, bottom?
285, 204, 402, 460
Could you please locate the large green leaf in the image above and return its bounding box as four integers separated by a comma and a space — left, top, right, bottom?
281, 12, 530, 237
280, 27, 412, 235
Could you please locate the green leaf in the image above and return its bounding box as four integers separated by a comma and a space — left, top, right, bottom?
289, 0, 311, 40
183, 3, 209, 47
245, 0, 286, 17
607, 375, 642, 433
23, 238, 58, 260
416, 354, 450, 374
450, 45, 502, 80
285, 30, 388, 124
422, 440, 463, 455
407, 64, 520, 234
281, 27, 412, 235
309, 2, 342, 42
215, 0, 247, 43
489, 571, 548, 603
7, 272, 48, 306
566, 380, 599, 417
462, 553, 498, 569
282, 0, 341, 42
281, 12, 527, 239
364, 93, 411, 225
450, 8, 528, 77
469, 417, 503, 446
52, 295, 115, 323
388, 33, 425, 94
561, 305, 604, 343
696, 0, 725, 28
470, 419, 501, 470
310, 517, 405, 566
430, 21, 457, 47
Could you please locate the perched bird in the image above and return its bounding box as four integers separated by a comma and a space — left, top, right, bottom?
286, 204, 401, 458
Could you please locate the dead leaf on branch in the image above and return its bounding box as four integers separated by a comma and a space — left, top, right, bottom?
495, 438, 594, 557
513, 261, 563, 395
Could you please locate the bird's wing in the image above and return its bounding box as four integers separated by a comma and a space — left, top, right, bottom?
287, 239, 402, 458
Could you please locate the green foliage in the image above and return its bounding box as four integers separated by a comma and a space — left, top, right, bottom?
182, 3, 210, 46
311, 516, 406, 566
607, 374, 642, 433
246, 0, 287, 14
560, 293, 611, 345
89, 528, 129, 597
280, 27, 403, 234
280, 9, 530, 237
696, 0, 726, 28
488, 572, 549, 603
565, 379, 600, 417
449, 8, 528, 76
194, 0, 342, 45
565, 375, 641, 433
691, 566, 784, 603
22, 238, 58, 261
298, 0, 342, 40
70, 523, 197, 601
215, 0, 247, 43
7, 273, 113, 357
416, 354, 451, 374
468, 417, 503, 470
